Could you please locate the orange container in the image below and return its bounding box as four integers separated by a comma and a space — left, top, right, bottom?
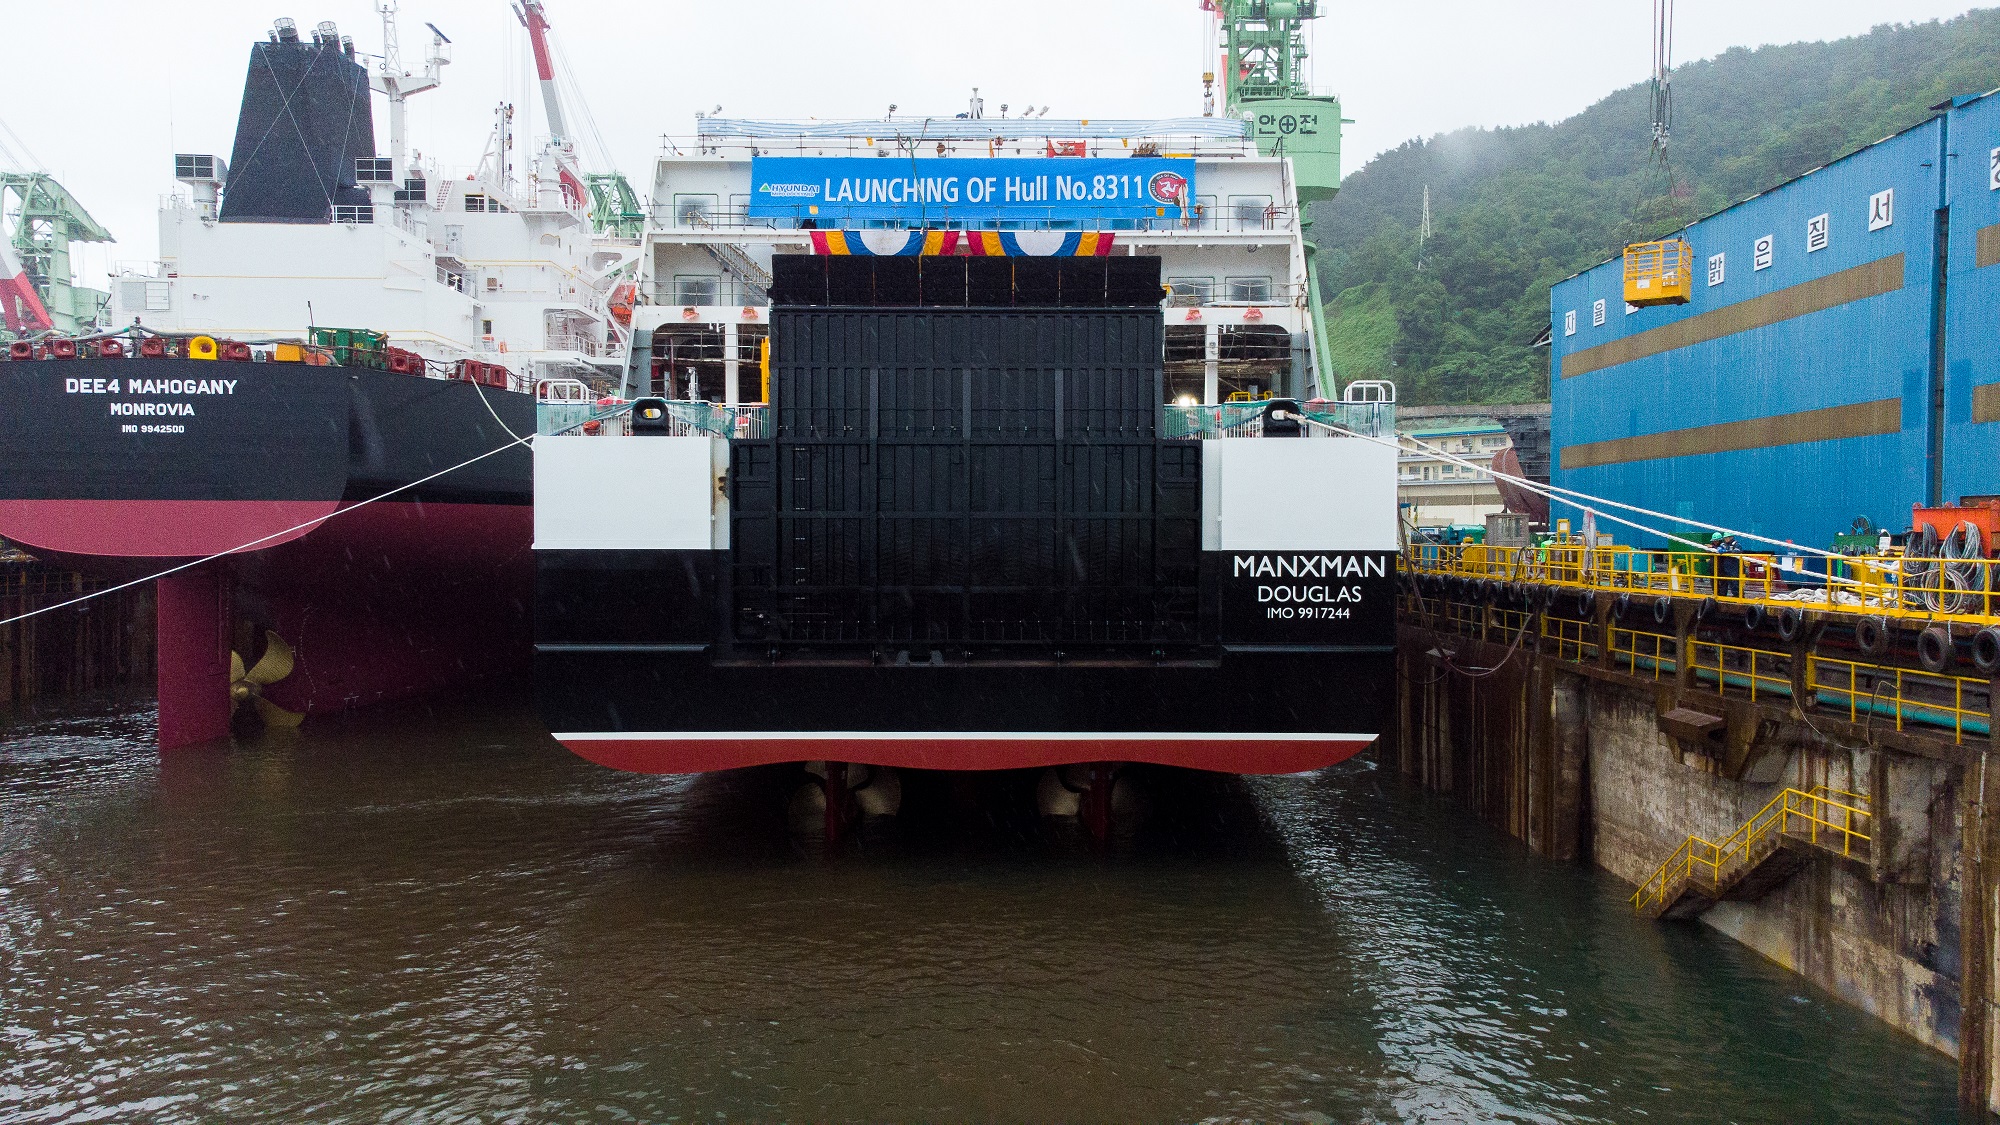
1911, 499, 2000, 555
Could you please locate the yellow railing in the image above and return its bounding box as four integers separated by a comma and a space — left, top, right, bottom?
1687, 640, 1791, 703
1541, 614, 1597, 661
1406, 541, 2000, 626
1809, 656, 1987, 743
1443, 599, 1483, 635
1410, 595, 1994, 743
1631, 786, 1872, 915
1608, 626, 1677, 679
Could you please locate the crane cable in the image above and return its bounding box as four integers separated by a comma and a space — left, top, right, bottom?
1649, 0, 1674, 165
1632, 0, 1690, 234
1285, 411, 1891, 597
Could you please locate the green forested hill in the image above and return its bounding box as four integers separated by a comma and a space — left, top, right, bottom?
1315, 9, 2000, 405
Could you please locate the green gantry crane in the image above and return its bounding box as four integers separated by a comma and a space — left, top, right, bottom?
1210, 0, 1347, 395
0, 172, 112, 342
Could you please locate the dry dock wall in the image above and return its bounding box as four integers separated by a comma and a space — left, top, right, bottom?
1393, 618, 2000, 1112
0, 563, 155, 712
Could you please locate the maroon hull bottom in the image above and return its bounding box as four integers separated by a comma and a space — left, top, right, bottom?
1, 498, 530, 748
557, 734, 1376, 776
156, 569, 234, 751
248, 500, 532, 719
0, 498, 334, 559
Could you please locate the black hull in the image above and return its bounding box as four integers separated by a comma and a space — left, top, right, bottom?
0, 355, 537, 746
535, 547, 1394, 775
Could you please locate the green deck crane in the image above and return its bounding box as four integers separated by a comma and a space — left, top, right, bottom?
1209, 0, 1347, 395
0, 172, 112, 341
586, 171, 644, 240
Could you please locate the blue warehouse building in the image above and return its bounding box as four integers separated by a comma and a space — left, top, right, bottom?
1550, 91, 2000, 550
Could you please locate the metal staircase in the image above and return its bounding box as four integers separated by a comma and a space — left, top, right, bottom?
1632, 786, 1872, 920
703, 243, 771, 304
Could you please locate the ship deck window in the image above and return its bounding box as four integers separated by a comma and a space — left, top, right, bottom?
333, 204, 373, 224
464, 194, 490, 212
673, 275, 721, 306
674, 194, 718, 226
1229, 195, 1275, 229
1165, 276, 1212, 307
1224, 276, 1272, 304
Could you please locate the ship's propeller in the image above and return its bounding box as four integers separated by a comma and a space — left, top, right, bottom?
230, 630, 304, 729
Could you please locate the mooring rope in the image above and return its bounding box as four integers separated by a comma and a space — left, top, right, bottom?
0, 430, 539, 629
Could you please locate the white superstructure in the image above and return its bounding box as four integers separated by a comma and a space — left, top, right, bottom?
618, 110, 1322, 407
104, 12, 625, 390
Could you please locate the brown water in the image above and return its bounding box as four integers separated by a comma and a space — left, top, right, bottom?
0, 695, 1970, 1123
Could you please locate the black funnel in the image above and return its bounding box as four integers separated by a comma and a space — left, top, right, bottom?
217, 30, 378, 224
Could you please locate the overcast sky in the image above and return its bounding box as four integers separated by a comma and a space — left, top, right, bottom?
5, 0, 1987, 287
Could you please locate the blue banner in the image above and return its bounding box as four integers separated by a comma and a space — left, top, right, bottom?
748, 156, 1194, 225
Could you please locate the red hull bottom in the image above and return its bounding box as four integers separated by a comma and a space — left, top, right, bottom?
556, 732, 1376, 776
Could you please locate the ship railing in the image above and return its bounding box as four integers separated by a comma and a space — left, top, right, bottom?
537, 398, 771, 439
648, 279, 1308, 313
1164, 281, 1308, 308
650, 280, 770, 309
544, 332, 607, 357
662, 133, 1261, 160
650, 205, 1298, 235
1164, 400, 1396, 440
536, 378, 593, 405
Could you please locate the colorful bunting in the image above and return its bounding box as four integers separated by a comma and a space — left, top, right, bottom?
809, 230, 1115, 257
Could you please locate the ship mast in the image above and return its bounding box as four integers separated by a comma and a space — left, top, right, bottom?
369, 1, 450, 184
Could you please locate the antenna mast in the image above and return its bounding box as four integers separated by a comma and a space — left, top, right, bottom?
1418, 185, 1431, 272
370, 1, 450, 183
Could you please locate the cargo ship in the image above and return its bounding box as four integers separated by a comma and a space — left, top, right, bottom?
0, 7, 624, 748
531, 0, 1399, 820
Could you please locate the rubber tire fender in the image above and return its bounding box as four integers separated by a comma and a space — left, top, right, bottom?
1696, 597, 1717, 622
1974, 626, 2000, 675
1777, 606, 1806, 643
1918, 625, 1954, 674
1576, 589, 1597, 618
1652, 596, 1673, 626
1614, 592, 1633, 621
1743, 603, 1767, 632
1855, 615, 1893, 658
